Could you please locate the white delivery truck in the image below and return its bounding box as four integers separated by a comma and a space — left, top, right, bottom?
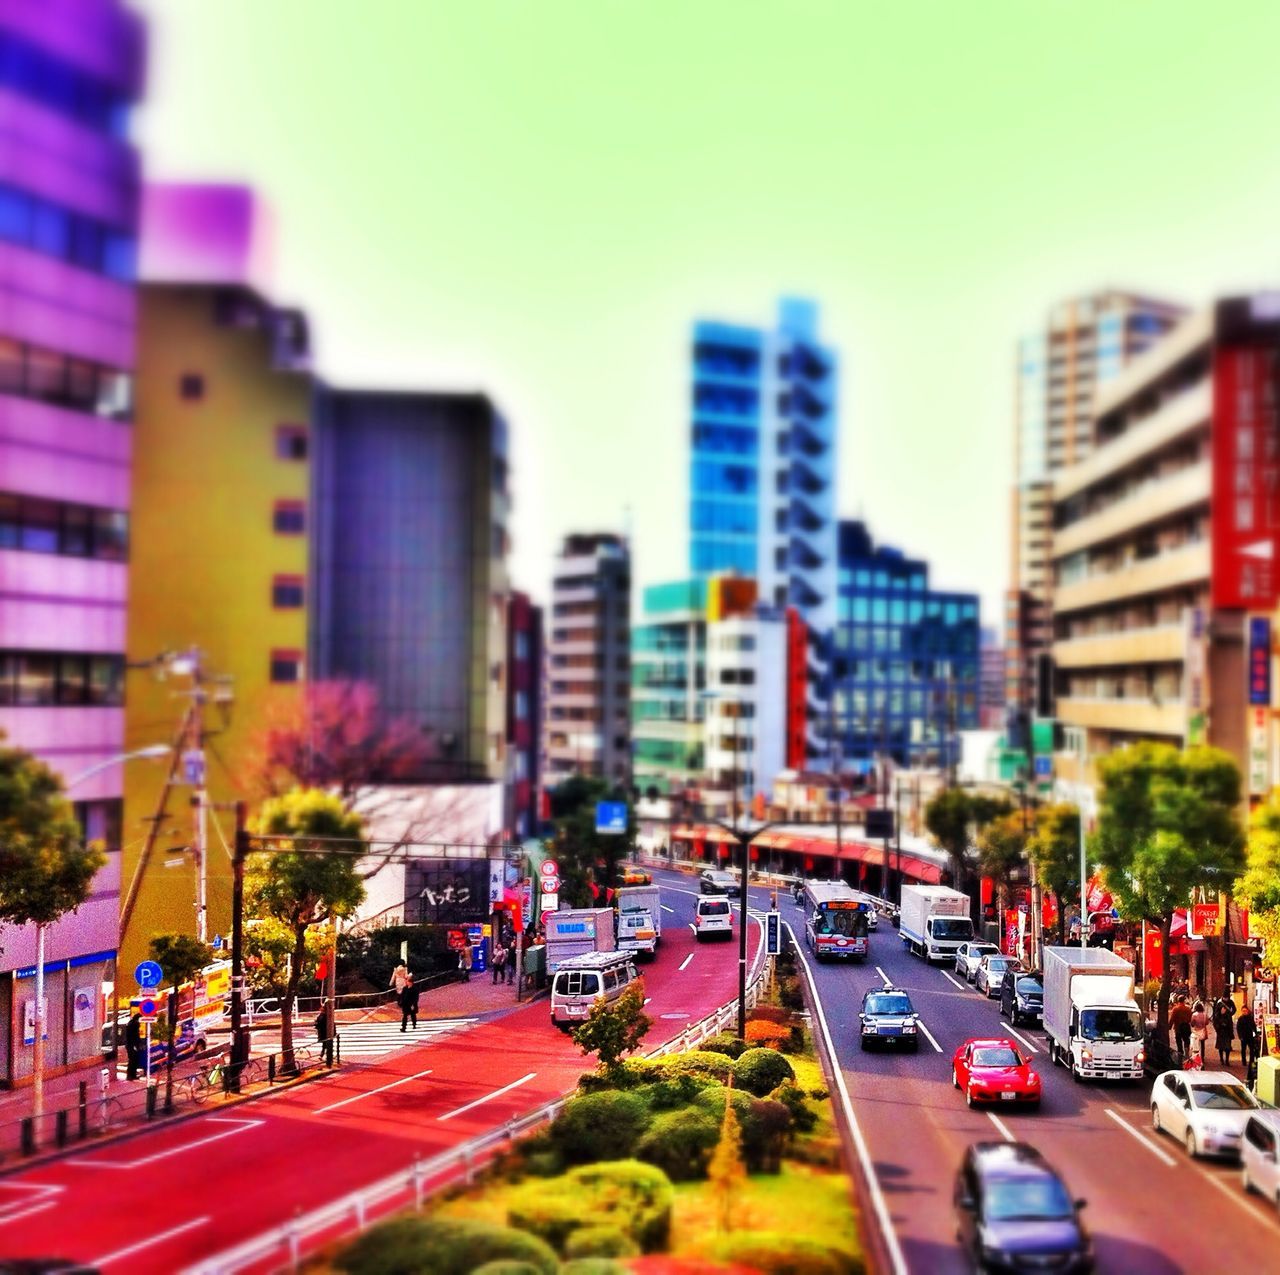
1042, 946, 1144, 1081
899, 884, 974, 962
616, 885, 661, 958
544, 908, 617, 973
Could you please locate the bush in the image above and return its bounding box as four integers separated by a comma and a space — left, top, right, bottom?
749, 1003, 790, 1025
507, 1159, 673, 1255
549, 1090, 650, 1165
772, 1080, 819, 1132
334, 1217, 558, 1275
785, 1023, 807, 1053
693, 1088, 791, 1173
701, 1031, 748, 1059
776, 974, 806, 1011
744, 1020, 791, 1049
643, 1071, 715, 1111
662, 1049, 738, 1083
563, 1226, 639, 1260
697, 1233, 864, 1275
634, 1107, 720, 1181
736, 1047, 795, 1096
469, 1264, 544, 1275
559, 1262, 629, 1275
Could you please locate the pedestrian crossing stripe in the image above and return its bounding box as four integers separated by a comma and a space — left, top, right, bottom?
335, 1017, 479, 1058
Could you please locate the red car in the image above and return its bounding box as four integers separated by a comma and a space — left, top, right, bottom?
952, 1038, 1042, 1109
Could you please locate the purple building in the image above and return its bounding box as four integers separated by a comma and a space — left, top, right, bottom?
0, 1, 145, 1085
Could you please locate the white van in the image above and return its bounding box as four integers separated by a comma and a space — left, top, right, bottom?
1241, 1110, 1280, 1206
550, 951, 639, 1028
694, 895, 733, 941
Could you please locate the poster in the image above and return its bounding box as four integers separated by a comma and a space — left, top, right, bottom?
72, 986, 95, 1034
22, 997, 48, 1046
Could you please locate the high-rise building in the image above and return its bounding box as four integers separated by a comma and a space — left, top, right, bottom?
831, 521, 980, 773
543, 533, 631, 785
506, 590, 542, 839
1051, 296, 1280, 799
978, 626, 1005, 731
689, 298, 838, 759
0, 0, 145, 1083
1007, 291, 1185, 718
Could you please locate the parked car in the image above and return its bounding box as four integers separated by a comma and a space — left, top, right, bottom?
1150, 1069, 1260, 1159
954, 941, 1000, 983
1001, 971, 1045, 1026
694, 894, 733, 941
1241, 1110, 1280, 1209
859, 987, 920, 1052
952, 1038, 1042, 1108
699, 868, 738, 894
975, 954, 1022, 999
955, 1142, 1092, 1273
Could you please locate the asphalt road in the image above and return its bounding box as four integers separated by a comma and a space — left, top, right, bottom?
0, 884, 757, 1273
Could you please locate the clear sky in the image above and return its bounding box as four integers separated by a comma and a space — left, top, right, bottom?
132, 0, 1280, 622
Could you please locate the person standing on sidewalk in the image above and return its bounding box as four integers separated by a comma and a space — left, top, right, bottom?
314, 1002, 334, 1065
125, 1009, 144, 1081
505, 939, 517, 986
1190, 1000, 1210, 1065
1169, 996, 1192, 1064
491, 939, 506, 985
1237, 1002, 1259, 1081
399, 974, 419, 1031
1213, 995, 1236, 1068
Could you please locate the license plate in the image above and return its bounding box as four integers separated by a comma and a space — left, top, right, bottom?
1001, 1092, 1017, 1100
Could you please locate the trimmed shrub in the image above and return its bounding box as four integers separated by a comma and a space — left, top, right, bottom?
736, 1046, 795, 1096
634, 1107, 720, 1181
693, 1088, 791, 1173
772, 1080, 819, 1133
559, 1262, 630, 1275
697, 1232, 863, 1275
749, 1003, 790, 1025
334, 1217, 557, 1275
643, 1071, 715, 1111
785, 1023, 806, 1053
744, 1020, 791, 1049
701, 1031, 748, 1060
549, 1090, 650, 1165
469, 1264, 544, 1275
663, 1049, 738, 1083
563, 1226, 639, 1260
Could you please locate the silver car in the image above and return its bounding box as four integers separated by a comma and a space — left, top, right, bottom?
975, 954, 1021, 998
954, 941, 1000, 983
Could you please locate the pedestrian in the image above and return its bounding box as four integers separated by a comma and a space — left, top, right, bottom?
491, 939, 506, 985
504, 938, 517, 985
389, 962, 410, 995
457, 946, 470, 981
1213, 995, 1236, 1068
124, 1009, 144, 1081
399, 974, 419, 1031
1237, 1002, 1259, 1081
314, 1002, 334, 1066
1169, 995, 1192, 1064
1190, 1000, 1210, 1065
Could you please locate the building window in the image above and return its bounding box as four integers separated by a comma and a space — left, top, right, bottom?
0, 180, 136, 280
180, 373, 204, 401
274, 425, 308, 460
270, 649, 303, 683
273, 501, 305, 534
0, 493, 129, 561
0, 651, 124, 706
515, 690, 529, 721
272, 575, 305, 608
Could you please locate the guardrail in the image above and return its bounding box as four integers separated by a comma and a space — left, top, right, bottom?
186, 931, 773, 1274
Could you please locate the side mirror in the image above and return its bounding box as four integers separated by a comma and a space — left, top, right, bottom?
1074, 1198, 1087, 1211
957, 1194, 976, 1212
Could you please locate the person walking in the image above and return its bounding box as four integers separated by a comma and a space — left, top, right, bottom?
504, 938, 517, 986
389, 962, 410, 995
124, 1009, 144, 1081
457, 946, 470, 981
1213, 995, 1236, 1068
1190, 1000, 1210, 1066
314, 1002, 334, 1066
399, 974, 419, 1032
1169, 995, 1192, 1064
491, 939, 506, 985
1237, 1002, 1259, 1081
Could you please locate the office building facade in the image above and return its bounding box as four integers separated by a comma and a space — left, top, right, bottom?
0, 0, 145, 1083
506, 590, 542, 839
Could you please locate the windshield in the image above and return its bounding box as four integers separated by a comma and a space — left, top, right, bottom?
930, 917, 974, 940
972, 1047, 1022, 1068
987, 958, 1010, 973
1191, 1084, 1258, 1111
865, 994, 912, 1016
985, 1178, 1074, 1222
816, 907, 869, 938
1015, 978, 1043, 997
700, 900, 730, 916
1079, 1008, 1142, 1042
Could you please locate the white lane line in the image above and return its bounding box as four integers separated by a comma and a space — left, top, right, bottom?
0, 1200, 57, 1225
915, 1017, 944, 1053
1006, 1026, 1040, 1055
92, 1216, 210, 1266
438, 1072, 535, 1122
940, 970, 966, 991
788, 923, 908, 1275
316, 1067, 433, 1114
679, 953, 695, 972
643, 997, 652, 1005
1104, 1108, 1177, 1167
875, 966, 892, 987
661, 905, 675, 914
1202, 1160, 1270, 1218
986, 1112, 1016, 1143
67, 1118, 263, 1170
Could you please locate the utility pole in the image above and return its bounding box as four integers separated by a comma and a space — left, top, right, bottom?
228, 800, 250, 1092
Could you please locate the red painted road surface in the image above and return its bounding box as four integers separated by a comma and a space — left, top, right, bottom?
0, 905, 756, 1272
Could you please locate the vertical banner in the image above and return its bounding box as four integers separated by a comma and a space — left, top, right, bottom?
1183, 607, 1209, 746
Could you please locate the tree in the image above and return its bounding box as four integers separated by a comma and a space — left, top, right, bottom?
924, 788, 1012, 896
1235, 797, 1280, 972
571, 979, 652, 1077
0, 739, 106, 1133
1026, 803, 1082, 943
976, 812, 1028, 927
550, 775, 637, 908
246, 789, 366, 1072
1093, 742, 1243, 1039
149, 933, 214, 989
708, 1084, 746, 1233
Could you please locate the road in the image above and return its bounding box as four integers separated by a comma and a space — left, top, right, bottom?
0, 883, 756, 1273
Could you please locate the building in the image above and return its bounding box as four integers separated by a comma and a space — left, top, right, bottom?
1007, 291, 1185, 719
979, 626, 1005, 730
831, 521, 981, 773
543, 533, 630, 786
688, 298, 838, 759
506, 591, 542, 839
1050, 295, 1280, 798
0, 0, 145, 1085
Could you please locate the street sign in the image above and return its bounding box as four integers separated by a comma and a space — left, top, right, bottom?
212, 934, 223, 950
541, 876, 560, 894
540, 859, 559, 878
540, 909, 557, 930
595, 802, 627, 835
1034, 755, 1051, 778
765, 911, 782, 956
134, 961, 163, 989
134, 992, 161, 1023
182, 748, 206, 786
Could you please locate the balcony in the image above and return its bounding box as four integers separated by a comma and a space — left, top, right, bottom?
1055, 696, 1185, 740
1053, 542, 1209, 616
1052, 624, 1185, 670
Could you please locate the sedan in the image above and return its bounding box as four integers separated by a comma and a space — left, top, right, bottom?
859, 987, 920, 1052
954, 941, 1000, 983
699, 869, 738, 895
617, 865, 652, 886
953, 1038, 1042, 1108
1001, 971, 1044, 1026
975, 954, 1022, 999
1151, 1069, 1260, 1159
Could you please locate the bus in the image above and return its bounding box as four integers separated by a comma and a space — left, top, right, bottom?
802, 881, 870, 962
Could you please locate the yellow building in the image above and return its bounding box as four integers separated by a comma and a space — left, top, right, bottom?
122, 282, 312, 974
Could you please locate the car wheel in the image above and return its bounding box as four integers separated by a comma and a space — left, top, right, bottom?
1185, 1128, 1198, 1159
1242, 1163, 1252, 1194
1009, 1009, 1019, 1026
1151, 1105, 1162, 1134
953, 1067, 961, 1090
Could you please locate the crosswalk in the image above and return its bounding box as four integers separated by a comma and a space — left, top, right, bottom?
334, 1017, 478, 1059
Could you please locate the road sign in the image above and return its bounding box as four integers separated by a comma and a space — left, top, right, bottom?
595, 802, 627, 835
134, 961, 163, 989
182, 748, 206, 786
1034, 755, 1051, 778
134, 992, 161, 1022
540, 859, 559, 878
541, 876, 560, 894
540, 909, 558, 930
765, 911, 782, 956
212, 934, 223, 950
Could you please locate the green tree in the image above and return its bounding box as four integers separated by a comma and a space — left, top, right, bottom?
924, 788, 1012, 895
571, 979, 652, 1077
550, 775, 637, 908
0, 739, 106, 1131
247, 789, 366, 1072
976, 812, 1028, 927
1093, 742, 1243, 1039
1026, 803, 1082, 943
707, 1086, 746, 1233
1235, 797, 1280, 972
149, 933, 213, 989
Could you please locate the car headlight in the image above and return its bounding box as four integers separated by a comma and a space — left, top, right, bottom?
1029, 1074, 1041, 1086
1081, 1049, 1093, 1062
902, 1022, 917, 1033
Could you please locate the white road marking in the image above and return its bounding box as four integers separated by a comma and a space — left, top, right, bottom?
1202, 1159, 1269, 1218
67, 1118, 263, 1170
316, 1067, 433, 1114
92, 1216, 210, 1267
1006, 1026, 1040, 1055
679, 953, 695, 972
788, 924, 909, 1275
986, 1112, 1016, 1142
643, 997, 652, 1005
438, 1072, 535, 1122
661, 905, 675, 914
940, 970, 966, 990
915, 1017, 944, 1053
875, 966, 892, 986
0, 1200, 57, 1225
1104, 1108, 1177, 1167
0, 1181, 63, 1224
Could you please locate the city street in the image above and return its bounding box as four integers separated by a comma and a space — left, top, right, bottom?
0, 886, 758, 1272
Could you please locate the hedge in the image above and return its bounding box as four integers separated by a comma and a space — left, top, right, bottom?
549, 1090, 650, 1165
744, 1020, 791, 1049
697, 1232, 864, 1275
658, 1049, 738, 1083
735, 1046, 795, 1096
563, 1225, 640, 1260
559, 1262, 630, 1275
693, 1087, 792, 1173
634, 1107, 721, 1181
334, 1217, 558, 1275
772, 1080, 819, 1133
749, 1004, 791, 1025
469, 1264, 545, 1275
701, 1031, 748, 1060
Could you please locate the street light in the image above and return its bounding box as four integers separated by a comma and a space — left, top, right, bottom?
64, 743, 171, 791
1077, 731, 1088, 952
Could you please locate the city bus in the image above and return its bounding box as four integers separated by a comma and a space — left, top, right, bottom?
802, 881, 870, 962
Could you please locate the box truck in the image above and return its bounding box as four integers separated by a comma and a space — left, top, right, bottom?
1042, 946, 1144, 1081
616, 884, 662, 958
544, 908, 617, 973
899, 884, 974, 961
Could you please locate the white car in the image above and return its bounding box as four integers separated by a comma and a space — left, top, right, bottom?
975, 954, 1021, 999
1241, 1111, 1280, 1209
1150, 1070, 1260, 1159
694, 894, 733, 941
954, 941, 1000, 983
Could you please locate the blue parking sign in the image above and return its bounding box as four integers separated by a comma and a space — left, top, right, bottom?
595, 802, 627, 835
1034, 755, 1051, 778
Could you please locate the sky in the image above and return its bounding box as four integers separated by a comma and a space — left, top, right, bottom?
131, 0, 1280, 622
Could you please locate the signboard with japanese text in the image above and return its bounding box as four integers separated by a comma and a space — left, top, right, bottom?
1248, 617, 1272, 706
22, 997, 48, 1045
1192, 902, 1221, 938
1184, 607, 1208, 745
1251, 707, 1270, 796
